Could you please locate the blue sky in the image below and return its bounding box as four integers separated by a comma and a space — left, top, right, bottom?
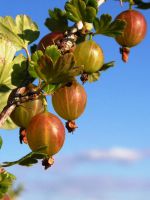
0, 0, 150, 200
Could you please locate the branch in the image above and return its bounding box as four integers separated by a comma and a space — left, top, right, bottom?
0, 87, 42, 128
0, 104, 16, 128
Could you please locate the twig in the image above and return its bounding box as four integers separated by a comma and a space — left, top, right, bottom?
0, 87, 42, 128
0, 104, 16, 128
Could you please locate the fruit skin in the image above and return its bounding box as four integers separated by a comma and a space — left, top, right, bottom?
73, 40, 104, 74
115, 10, 147, 47
26, 112, 65, 157
10, 98, 45, 128
52, 81, 87, 121
37, 32, 64, 52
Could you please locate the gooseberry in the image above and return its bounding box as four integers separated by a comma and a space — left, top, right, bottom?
10, 85, 45, 128
26, 112, 65, 157
37, 32, 64, 52
115, 10, 147, 62
52, 81, 87, 132
73, 40, 104, 74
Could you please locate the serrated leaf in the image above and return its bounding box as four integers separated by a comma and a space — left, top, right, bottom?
0, 39, 27, 90
94, 14, 126, 37
0, 15, 39, 50
42, 83, 62, 94
45, 45, 61, 64
0, 136, 2, 149
0, 17, 24, 50
45, 8, 68, 32
0, 39, 17, 87
29, 50, 43, 79
36, 54, 54, 82
11, 54, 27, 88
88, 71, 100, 82
0, 170, 16, 198
29, 49, 82, 84
53, 53, 83, 83
16, 15, 39, 46
65, 0, 97, 23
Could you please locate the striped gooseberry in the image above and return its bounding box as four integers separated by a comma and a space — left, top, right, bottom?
73, 40, 104, 82
26, 112, 65, 158
10, 85, 45, 128
115, 10, 147, 62
37, 32, 64, 52
52, 81, 87, 132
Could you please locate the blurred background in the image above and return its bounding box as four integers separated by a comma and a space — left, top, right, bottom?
0, 0, 150, 199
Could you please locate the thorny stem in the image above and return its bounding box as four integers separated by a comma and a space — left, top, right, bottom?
0, 87, 42, 128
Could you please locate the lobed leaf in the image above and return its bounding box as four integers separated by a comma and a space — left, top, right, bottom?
42, 83, 62, 95
0, 15, 39, 50
0, 170, 16, 198
0, 39, 27, 90
45, 8, 68, 32
29, 47, 82, 85
93, 14, 126, 37
45, 45, 61, 64
65, 0, 97, 23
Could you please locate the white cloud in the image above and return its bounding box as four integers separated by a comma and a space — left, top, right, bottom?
79, 147, 143, 163
63, 147, 149, 166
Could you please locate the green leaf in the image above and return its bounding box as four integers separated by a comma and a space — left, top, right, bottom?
84, 0, 98, 11
0, 39, 17, 88
11, 54, 27, 88
93, 14, 126, 37
29, 50, 43, 79
100, 61, 115, 71
0, 15, 39, 50
2, 146, 48, 167
45, 45, 61, 64
45, 8, 68, 32
65, 0, 97, 23
0, 170, 16, 198
29, 48, 82, 84
52, 53, 83, 84
16, 15, 39, 46
42, 83, 62, 94
0, 39, 27, 90
0, 136, 2, 149
134, 0, 150, 9
88, 71, 100, 82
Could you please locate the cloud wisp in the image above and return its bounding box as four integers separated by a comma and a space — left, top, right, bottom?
59, 147, 150, 167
